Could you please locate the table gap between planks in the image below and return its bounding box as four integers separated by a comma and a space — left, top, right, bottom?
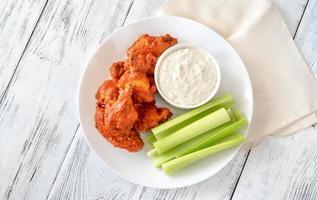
0, 0, 316, 199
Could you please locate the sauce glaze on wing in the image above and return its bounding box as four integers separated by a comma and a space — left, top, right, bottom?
105, 88, 138, 133
109, 34, 177, 79
134, 104, 172, 132
126, 53, 157, 76
118, 70, 157, 103
95, 80, 119, 107
95, 105, 144, 152
127, 34, 178, 57
95, 87, 144, 152
95, 34, 177, 152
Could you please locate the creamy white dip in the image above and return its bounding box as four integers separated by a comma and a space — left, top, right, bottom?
156, 46, 219, 108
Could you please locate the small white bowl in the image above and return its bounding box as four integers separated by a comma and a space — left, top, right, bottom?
154, 43, 221, 109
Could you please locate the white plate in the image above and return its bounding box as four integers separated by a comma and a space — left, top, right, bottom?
78, 16, 253, 188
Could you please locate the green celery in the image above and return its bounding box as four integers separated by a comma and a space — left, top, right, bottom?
153, 108, 231, 153
227, 108, 236, 122
162, 133, 245, 174
176, 115, 247, 157
147, 148, 159, 158
148, 121, 234, 167
152, 94, 234, 139
146, 134, 157, 145
148, 111, 246, 167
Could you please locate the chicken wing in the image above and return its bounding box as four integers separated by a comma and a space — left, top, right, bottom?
95, 34, 176, 152
110, 34, 177, 79
127, 34, 177, 57
134, 104, 172, 132
95, 88, 144, 152
95, 79, 119, 108
95, 105, 143, 152
109, 61, 126, 79
126, 53, 157, 76
118, 70, 156, 103
105, 87, 139, 132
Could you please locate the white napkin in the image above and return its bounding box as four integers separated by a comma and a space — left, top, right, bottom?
162, 0, 317, 146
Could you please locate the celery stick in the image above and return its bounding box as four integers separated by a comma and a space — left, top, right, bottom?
152, 94, 234, 139
227, 108, 236, 122
148, 121, 234, 167
176, 116, 247, 157
153, 108, 231, 153
150, 145, 186, 167
231, 108, 244, 122
148, 114, 245, 167
146, 134, 157, 145
162, 134, 245, 174
147, 149, 158, 158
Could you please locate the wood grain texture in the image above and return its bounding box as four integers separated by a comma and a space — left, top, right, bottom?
231, 1, 317, 198
294, 0, 317, 76
47, 0, 310, 200
46, 1, 252, 199
232, 127, 317, 200
124, 0, 168, 25
0, 0, 48, 100
48, 130, 249, 200
0, 0, 315, 199
0, 0, 134, 199
273, 0, 308, 35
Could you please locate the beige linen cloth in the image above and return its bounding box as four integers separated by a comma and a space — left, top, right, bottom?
162, 0, 317, 147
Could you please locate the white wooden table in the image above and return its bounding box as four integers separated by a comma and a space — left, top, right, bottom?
0, 0, 316, 199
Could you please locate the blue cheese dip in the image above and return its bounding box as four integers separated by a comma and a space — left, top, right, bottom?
155, 45, 220, 109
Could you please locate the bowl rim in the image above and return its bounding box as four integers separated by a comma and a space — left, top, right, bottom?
154, 43, 222, 109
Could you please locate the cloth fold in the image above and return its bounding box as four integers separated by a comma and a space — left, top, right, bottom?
163, 0, 317, 146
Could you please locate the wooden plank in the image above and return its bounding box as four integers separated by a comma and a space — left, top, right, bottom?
47, 0, 309, 200
46, 1, 250, 199
0, 0, 134, 199
0, 0, 48, 99
48, 130, 249, 200
231, 1, 317, 198
124, 0, 168, 24
273, 0, 309, 35
232, 127, 317, 200
294, 0, 317, 76
45, 0, 248, 199
0, 0, 310, 200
